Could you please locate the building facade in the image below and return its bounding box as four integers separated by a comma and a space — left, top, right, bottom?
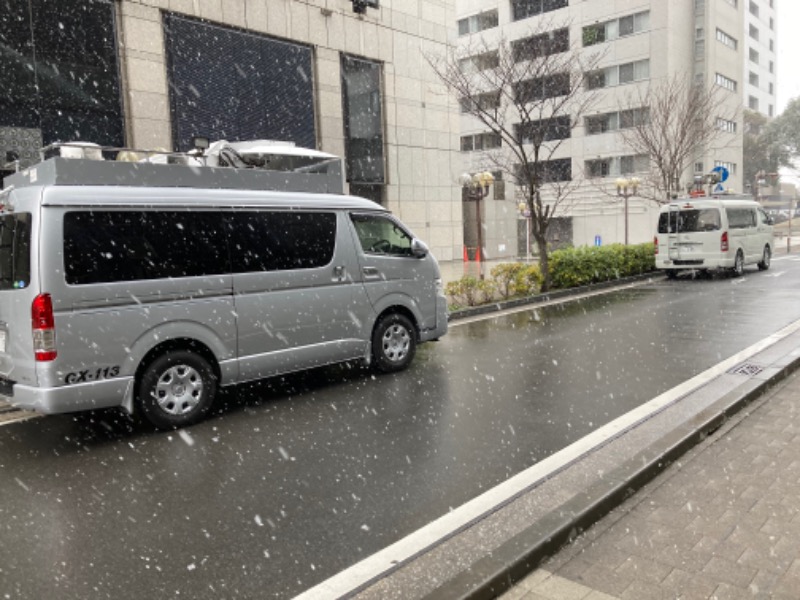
455, 0, 751, 257
0, 0, 465, 261
742, 0, 777, 117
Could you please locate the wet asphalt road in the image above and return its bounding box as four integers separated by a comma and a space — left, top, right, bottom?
2, 257, 800, 599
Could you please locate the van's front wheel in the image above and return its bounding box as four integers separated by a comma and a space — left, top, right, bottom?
758, 245, 771, 271
136, 351, 217, 429
371, 313, 416, 373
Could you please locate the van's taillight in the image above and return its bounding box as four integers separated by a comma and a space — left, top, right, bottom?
32, 293, 57, 361
721, 231, 729, 252
653, 236, 659, 255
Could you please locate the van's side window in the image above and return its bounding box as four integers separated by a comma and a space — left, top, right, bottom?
64, 211, 227, 284
228, 212, 336, 272
351, 214, 412, 256
727, 208, 756, 229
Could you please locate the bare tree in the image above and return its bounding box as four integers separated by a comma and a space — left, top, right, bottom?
618, 74, 738, 203
427, 19, 602, 291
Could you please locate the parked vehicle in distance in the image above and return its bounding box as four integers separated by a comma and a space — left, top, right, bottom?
654, 198, 774, 278
0, 142, 447, 429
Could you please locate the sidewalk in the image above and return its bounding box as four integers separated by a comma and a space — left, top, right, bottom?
503, 368, 800, 600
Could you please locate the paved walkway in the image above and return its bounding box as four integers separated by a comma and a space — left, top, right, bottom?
502, 369, 800, 600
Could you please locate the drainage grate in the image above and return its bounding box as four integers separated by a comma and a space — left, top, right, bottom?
727, 363, 764, 376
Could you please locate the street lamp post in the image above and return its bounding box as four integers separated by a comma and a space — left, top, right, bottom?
459, 171, 494, 261
615, 177, 640, 246
518, 202, 532, 260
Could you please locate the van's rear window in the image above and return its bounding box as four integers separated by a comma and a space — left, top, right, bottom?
657, 209, 721, 234
0, 213, 32, 290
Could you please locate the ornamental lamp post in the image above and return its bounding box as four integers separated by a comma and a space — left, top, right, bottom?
615, 176, 640, 246
518, 201, 532, 260
460, 171, 494, 261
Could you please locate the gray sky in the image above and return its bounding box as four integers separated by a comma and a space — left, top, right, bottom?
776, 0, 799, 114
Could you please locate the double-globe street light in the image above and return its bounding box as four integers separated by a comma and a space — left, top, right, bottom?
615, 176, 640, 246
459, 171, 494, 261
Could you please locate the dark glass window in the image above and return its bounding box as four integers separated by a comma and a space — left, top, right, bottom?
512, 0, 568, 22
512, 28, 569, 62
350, 214, 412, 256
0, 0, 123, 168
63, 212, 228, 284
228, 212, 336, 272
515, 73, 571, 103
341, 55, 385, 185
0, 213, 31, 290
516, 116, 572, 144
164, 14, 316, 152
349, 183, 384, 205
515, 158, 572, 185
657, 209, 722, 233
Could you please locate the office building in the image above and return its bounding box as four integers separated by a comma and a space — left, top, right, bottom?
743, 0, 777, 117
456, 0, 749, 257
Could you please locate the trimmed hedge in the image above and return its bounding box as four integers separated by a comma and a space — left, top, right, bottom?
445, 243, 655, 309
549, 243, 656, 289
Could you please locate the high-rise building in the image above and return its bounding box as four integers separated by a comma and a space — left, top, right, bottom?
456, 0, 751, 257
743, 0, 777, 117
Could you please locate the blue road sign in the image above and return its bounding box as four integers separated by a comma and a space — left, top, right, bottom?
711, 165, 729, 183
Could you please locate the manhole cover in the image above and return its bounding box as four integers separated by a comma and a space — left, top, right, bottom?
727, 363, 764, 376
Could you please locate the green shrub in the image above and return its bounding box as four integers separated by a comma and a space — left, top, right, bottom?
490, 263, 523, 299
549, 243, 656, 289
446, 243, 655, 309
519, 264, 543, 295
445, 275, 495, 307
489, 263, 543, 299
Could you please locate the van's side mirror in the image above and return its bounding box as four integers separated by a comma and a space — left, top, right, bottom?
411, 238, 429, 258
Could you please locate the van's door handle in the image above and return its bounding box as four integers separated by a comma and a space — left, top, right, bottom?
333, 265, 345, 281
362, 266, 380, 279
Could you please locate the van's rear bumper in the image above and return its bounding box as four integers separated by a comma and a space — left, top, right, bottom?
2, 377, 132, 414
656, 257, 735, 269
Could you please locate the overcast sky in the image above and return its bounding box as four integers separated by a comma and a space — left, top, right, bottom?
776, 0, 798, 114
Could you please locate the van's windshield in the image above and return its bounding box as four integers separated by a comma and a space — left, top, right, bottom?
0, 212, 31, 290
657, 209, 721, 234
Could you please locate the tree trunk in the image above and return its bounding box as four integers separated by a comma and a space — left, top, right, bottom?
534, 231, 550, 292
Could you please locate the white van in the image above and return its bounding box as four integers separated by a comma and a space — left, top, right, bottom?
654, 198, 774, 278
0, 144, 447, 429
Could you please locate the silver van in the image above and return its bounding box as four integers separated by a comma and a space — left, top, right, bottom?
654, 198, 774, 278
0, 149, 447, 428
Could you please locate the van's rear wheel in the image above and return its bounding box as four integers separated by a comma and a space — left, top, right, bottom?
136, 351, 217, 429
731, 250, 745, 277
758, 245, 771, 271
371, 313, 416, 373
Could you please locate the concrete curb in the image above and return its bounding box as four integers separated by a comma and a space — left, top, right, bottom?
447, 272, 662, 322
425, 350, 800, 599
